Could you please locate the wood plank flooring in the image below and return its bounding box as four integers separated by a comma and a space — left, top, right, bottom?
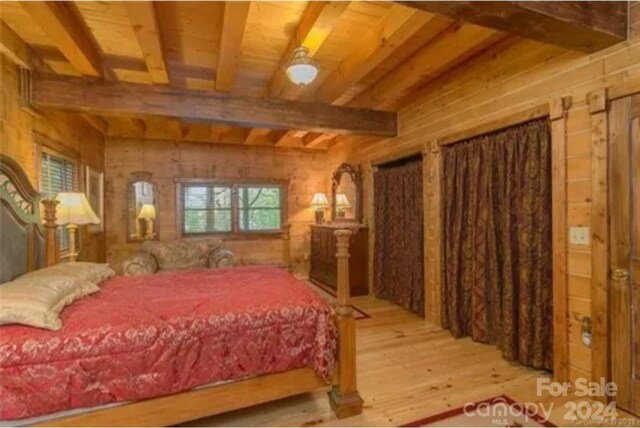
185, 296, 638, 427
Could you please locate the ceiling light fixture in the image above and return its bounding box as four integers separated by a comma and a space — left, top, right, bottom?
285, 46, 319, 86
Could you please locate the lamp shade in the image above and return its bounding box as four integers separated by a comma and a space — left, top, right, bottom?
310, 192, 329, 209
285, 47, 319, 86
55, 192, 100, 226
335, 193, 351, 209
137, 203, 157, 220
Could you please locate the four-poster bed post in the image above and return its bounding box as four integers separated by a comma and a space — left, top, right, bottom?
330, 229, 364, 418
41, 198, 59, 266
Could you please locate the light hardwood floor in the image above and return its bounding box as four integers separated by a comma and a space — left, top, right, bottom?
185, 296, 638, 427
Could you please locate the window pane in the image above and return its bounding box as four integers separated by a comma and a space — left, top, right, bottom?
238, 186, 282, 231
185, 186, 231, 209
239, 186, 280, 209
239, 208, 281, 231
183, 185, 232, 233
41, 152, 77, 252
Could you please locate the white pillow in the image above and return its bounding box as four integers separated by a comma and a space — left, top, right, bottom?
22, 262, 115, 285
0, 275, 99, 330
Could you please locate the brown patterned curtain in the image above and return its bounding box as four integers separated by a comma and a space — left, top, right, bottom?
374, 157, 424, 315
441, 118, 553, 370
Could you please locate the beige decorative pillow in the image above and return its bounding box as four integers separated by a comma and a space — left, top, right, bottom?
0, 275, 99, 330
22, 262, 116, 285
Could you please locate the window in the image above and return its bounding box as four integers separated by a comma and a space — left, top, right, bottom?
41, 151, 78, 252
238, 186, 282, 232
183, 185, 232, 233
179, 181, 285, 235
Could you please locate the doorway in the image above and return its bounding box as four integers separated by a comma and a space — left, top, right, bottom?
610, 94, 640, 415
373, 155, 424, 316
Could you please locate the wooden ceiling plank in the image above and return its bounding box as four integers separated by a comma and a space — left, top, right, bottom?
267, 1, 350, 99
124, 1, 170, 85
167, 120, 183, 140
82, 114, 108, 135
303, 132, 336, 148
318, 5, 439, 105
215, 1, 251, 92
395, 1, 627, 53
244, 127, 271, 145
349, 23, 503, 110
19, 1, 103, 77
32, 74, 397, 136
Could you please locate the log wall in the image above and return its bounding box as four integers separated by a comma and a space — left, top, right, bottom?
104, 138, 328, 276
328, 1, 640, 381
0, 57, 106, 262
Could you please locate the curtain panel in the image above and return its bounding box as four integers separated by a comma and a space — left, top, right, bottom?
441, 118, 553, 370
373, 158, 424, 316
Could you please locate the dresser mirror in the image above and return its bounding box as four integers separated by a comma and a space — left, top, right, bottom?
127, 172, 159, 242
331, 163, 363, 223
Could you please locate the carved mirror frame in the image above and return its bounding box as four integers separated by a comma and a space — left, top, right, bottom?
126, 171, 160, 243
331, 163, 363, 223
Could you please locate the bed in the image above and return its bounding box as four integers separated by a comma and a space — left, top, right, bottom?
0, 154, 363, 426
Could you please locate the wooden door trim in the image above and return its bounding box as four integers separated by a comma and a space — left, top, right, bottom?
587, 89, 610, 392
608, 80, 640, 102
550, 96, 572, 382
423, 140, 442, 326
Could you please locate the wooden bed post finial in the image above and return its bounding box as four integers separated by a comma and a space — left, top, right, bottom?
329, 229, 363, 419
41, 198, 59, 266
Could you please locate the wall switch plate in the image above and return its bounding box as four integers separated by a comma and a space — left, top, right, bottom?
569, 226, 590, 245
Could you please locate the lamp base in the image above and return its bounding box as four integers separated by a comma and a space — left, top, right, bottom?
314, 209, 325, 225
66, 223, 79, 262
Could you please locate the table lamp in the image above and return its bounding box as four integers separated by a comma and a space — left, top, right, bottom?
310, 192, 329, 224
137, 203, 157, 239
335, 193, 352, 218
55, 192, 100, 262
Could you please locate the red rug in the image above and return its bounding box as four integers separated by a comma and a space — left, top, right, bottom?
402, 395, 556, 427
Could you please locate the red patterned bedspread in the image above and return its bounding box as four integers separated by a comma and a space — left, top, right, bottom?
0, 266, 337, 421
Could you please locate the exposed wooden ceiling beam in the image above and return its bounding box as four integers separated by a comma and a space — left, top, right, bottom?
19, 1, 103, 77
32, 74, 397, 136
349, 23, 503, 110
124, 1, 170, 85
215, 1, 251, 92
303, 132, 336, 148
395, 1, 627, 53
290, 5, 448, 147
267, 1, 350, 99
318, 5, 444, 105
0, 20, 30, 68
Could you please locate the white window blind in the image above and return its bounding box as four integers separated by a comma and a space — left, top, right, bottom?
41, 152, 77, 252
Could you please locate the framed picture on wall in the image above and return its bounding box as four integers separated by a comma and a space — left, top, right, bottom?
85, 165, 104, 234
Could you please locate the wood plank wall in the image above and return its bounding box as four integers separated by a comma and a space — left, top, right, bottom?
0, 56, 106, 262
328, 1, 640, 382
104, 139, 328, 276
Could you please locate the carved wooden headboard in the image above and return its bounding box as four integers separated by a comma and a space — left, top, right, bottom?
0, 154, 57, 283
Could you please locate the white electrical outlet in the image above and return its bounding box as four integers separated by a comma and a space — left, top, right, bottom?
569, 226, 590, 245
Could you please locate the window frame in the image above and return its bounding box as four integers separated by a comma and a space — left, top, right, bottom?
175, 178, 288, 239
38, 145, 80, 257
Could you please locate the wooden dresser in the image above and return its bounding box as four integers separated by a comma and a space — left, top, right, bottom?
309, 224, 368, 296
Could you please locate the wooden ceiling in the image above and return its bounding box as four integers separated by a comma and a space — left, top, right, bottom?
0, 1, 629, 149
